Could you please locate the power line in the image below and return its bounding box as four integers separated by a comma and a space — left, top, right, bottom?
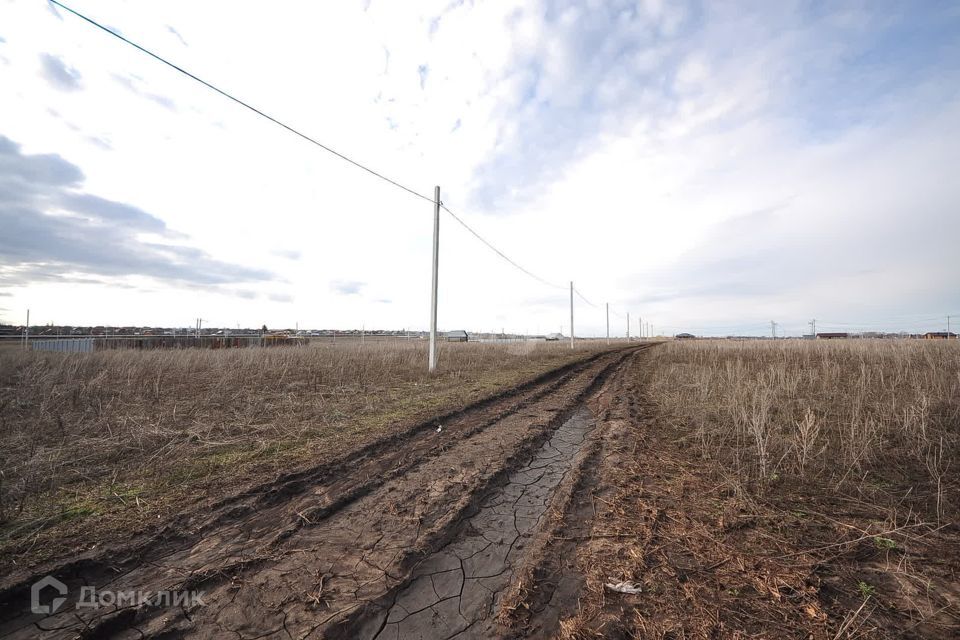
53, 0, 625, 311
50, 0, 435, 205
573, 287, 599, 308
440, 204, 566, 290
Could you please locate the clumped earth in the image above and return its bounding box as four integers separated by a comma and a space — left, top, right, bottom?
1, 340, 958, 638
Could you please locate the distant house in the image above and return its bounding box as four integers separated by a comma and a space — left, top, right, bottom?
924, 331, 957, 340
816, 332, 849, 339
544, 332, 564, 341
675, 333, 695, 340
445, 330, 469, 342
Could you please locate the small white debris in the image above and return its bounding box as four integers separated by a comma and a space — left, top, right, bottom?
605, 580, 642, 594
436, 425, 443, 433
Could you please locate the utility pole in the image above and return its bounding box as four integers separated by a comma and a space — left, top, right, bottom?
638, 315, 643, 340
428, 185, 440, 372
569, 281, 574, 349
948, 315, 952, 339
627, 312, 630, 341
605, 303, 609, 345
810, 319, 816, 338
23, 308, 29, 350
770, 320, 776, 339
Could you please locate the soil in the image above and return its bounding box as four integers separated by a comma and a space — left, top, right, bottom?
2, 345, 958, 639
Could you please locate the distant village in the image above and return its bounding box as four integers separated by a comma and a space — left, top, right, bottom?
1, 324, 955, 343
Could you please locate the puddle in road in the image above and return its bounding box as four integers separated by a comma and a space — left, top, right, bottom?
359, 406, 595, 639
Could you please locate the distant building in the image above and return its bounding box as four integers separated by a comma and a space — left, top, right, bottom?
445, 330, 469, 342
675, 333, 695, 340
924, 331, 958, 340
816, 332, 849, 339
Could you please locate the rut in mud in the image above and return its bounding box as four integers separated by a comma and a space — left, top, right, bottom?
0, 346, 644, 639
348, 407, 595, 640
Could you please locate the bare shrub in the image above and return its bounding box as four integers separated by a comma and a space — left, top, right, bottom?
793, 407, 821, 474
644, 339, 960, 520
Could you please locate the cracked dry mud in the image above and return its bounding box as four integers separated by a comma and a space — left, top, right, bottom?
353, 407, 595, 639
1, 347, 641, 639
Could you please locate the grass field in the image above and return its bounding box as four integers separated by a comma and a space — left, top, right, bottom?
565, 338, 960, 638
0, 339, 611, 571
647, 339, 959, 513
3, 338, 957, 636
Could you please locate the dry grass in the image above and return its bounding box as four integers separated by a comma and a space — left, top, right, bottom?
561, 340, 960, 638
0, 339, 608, 569
646, 339, 960, 520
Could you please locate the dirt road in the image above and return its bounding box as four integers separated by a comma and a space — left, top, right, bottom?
0, 346, 647, 639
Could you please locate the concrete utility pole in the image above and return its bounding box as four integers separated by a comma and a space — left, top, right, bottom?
810, 319, 816, 338
569, 281, 574, 349
627, 312, 630, 341
23, 308, 29, 350
428, 186, 440, 372
606, 303, 610, 345
770, 320, 776, 339
949, 315, 952, 339
639, 315, 643, 340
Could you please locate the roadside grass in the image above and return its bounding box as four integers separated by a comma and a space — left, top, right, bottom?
635, 339, 960, 637
0, 339, 611, 572
645, 339, 959, 515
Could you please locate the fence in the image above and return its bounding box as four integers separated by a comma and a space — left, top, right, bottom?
31, 337, 95, 353
21, 335, 309, 352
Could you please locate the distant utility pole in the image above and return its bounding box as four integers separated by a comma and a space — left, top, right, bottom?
810, 318, 816, 338
627, 312, 630, 341
638, 315, 643, 340
428, 185, 440, 372
23, 308, 29, 350
569, 281, 574, 349
606, 303, 610, 345
949, 315, 952, 339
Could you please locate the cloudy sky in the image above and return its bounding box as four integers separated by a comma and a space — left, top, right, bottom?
0, 0, 958, 336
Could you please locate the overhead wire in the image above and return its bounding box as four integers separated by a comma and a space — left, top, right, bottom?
49, 0, 436, 205
573, 287, 600, 308
440, 204, 567, 291
53, 0, 644, 324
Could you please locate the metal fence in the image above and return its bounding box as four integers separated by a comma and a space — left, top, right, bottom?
15, 335, 309, 352
31, 337, 95, 353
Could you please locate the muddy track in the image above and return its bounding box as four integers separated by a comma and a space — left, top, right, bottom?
1, 346, 646, 639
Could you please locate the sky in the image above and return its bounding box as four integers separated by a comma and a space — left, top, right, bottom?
0, 0, 958, 337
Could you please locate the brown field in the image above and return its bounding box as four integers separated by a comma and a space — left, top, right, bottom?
562, 339, 960, 638
0, 340, 612, 571
1, 338, 957, 639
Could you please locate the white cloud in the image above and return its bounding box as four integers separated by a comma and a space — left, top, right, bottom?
0, 0, 957, 335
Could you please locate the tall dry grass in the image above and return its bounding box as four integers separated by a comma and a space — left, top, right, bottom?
0, 340, 603, 533
645, 339, 960, 521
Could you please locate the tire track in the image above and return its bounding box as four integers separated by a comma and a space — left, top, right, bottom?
1, 347, 643, 639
